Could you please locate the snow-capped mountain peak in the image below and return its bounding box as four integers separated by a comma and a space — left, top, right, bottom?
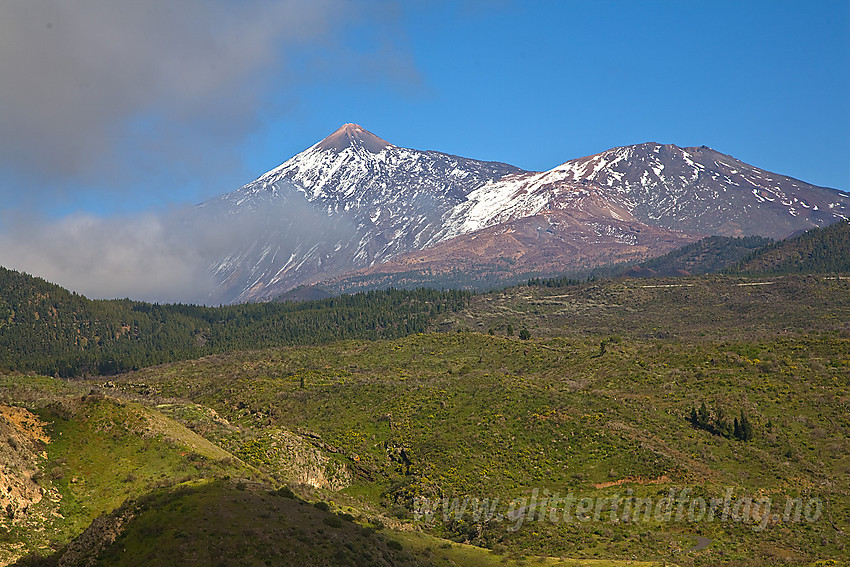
433, 142, 849, 244
552, 143, 849, 236
194, 127, 849, 304
201, 124, 523, 302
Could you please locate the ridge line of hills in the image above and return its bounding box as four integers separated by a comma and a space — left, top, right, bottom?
0, 267, 470, 377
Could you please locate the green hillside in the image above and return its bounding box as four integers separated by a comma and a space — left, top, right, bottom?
3, 266, 850, 565
0, 267, 470, 377
732, 219, 850, 274
17, 478, 664, 567
38, 480, 430, 567
0, 374, 256, 564
1, 375, 667, 567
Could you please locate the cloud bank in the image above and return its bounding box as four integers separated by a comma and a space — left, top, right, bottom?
0, 1, 338, 182
0, 186, 359, 304
0, 210, 212, 303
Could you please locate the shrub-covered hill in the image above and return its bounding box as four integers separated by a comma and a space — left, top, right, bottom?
623, 235, 773, 277
0, 266, 470, 377
26, 480, 431, 567
106, 322, 849, 564
17, 479, 666, 567
731, 219, 850, 275
471, 273, 850, 343
1, 376, 667, 567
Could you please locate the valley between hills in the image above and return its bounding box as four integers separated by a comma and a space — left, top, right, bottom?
1, 221, 849, 566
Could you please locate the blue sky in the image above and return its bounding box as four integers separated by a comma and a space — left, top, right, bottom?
1, 0, 848, 218
257, 1, 850, 193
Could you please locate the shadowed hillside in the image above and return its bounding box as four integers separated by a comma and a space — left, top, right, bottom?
622, 235, 773, 277
0, 267, 469, 377
732, 219, 850, 275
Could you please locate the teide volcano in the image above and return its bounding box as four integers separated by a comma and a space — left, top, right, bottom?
199, 124, 523, 303
197, 125, 849, 303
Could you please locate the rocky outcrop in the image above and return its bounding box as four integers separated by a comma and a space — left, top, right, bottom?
0, 405, 49, 523
257, 429, 352, 491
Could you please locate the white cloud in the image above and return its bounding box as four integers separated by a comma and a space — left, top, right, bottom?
0, 189, 359, 304
0, 1, 330, 177
0, 0, 415, 194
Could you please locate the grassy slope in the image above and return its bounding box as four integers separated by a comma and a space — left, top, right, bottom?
458, 274, 850, 342
0, 375, 256, 563
393, 531, 663, 567
82, 480, 429, 567
0, 377, 646, 567
22, 479, 665, 567
102, 274, 850, 565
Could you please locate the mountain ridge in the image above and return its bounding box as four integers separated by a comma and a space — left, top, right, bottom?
617, 235, 774, 279
437, 142, 849, 243
195, 125, 849, 303
732, 218, 850, 274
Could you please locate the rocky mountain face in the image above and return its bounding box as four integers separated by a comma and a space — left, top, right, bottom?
0, 405, 50, 525
553, 143, 849, 238
198, 125, 849, 303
